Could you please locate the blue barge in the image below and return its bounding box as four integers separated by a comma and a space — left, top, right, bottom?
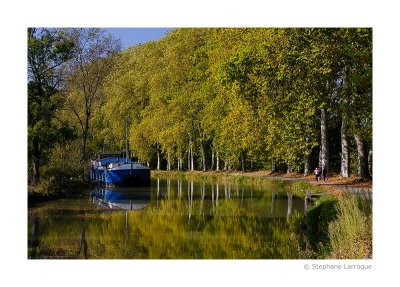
90, 153, 151, 186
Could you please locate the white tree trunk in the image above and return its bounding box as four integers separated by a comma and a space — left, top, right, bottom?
157, 145, 161, 171
287, 163, 292, 173
188, 149, 191, 171
271, 160, 277, 173
216, 152, 220, 171
201, 144, 206, 171
320, 108, 329, 172
340, 118, 349, 178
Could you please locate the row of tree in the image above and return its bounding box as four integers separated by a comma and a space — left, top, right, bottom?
28, 28, 372, 185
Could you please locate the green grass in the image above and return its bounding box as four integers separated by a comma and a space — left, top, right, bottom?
328, 195, 372, 259
304, 194, 372, 259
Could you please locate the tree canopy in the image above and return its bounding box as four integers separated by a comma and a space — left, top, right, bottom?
28, 28, 372, 184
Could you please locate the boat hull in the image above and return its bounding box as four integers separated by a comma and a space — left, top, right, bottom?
90, 157, 151, 186
105, 168, 150, 186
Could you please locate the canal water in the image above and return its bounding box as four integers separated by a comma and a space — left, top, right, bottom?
28, 177, 312, 259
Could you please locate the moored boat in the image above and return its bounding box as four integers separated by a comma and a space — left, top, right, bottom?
90, 152, 150, 186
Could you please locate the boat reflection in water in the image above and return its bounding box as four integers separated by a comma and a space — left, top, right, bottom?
90, 187, 151, 210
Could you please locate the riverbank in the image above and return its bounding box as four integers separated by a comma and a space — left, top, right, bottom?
28, 178, 93, 205
152, 170, 372, 196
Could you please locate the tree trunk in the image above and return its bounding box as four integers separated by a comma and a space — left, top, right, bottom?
368, 148, 373, 178
167, 152, 171, 171
287, 163, 292, 173
80, 127, 89, 179
31, 137, 40, 185
340, 118, 350, 178
241, 152, 246, 172
320, 108, 329, 172
200, 143, 206, 171
303, 153, 311, 176
271, 160, 277, 173
80, 131, 88, 163
125, 117, 130, 159
80, 111, 90, 164
318, 149, 322, 167
190, 143, 194, 171
188, 149, 191, 171
157, 144, 161, 171
211, 151, 215, 171
177, 158, 182, 171
216, 152, 220, 171
354, 133, 370, 179
32, 157, 40, 185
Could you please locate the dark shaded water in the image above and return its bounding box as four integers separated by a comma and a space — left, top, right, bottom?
28, 177, 312, 259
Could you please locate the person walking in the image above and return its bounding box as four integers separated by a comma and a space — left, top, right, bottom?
314, 167, 319, 181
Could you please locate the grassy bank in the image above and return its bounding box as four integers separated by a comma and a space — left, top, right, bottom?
304, 194, 372, 259
28, 175, 92, 204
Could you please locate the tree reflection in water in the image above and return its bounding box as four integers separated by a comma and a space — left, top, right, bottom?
28, 178, 308, 259
28, 216, 39, 259
76, 218, 88, 259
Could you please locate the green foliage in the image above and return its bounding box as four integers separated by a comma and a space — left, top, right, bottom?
328, 195, 372, 259
62, 28, 121, 163
29, 28, 372, 192
28, 141, 91, 198
86, 28, 371, 174
28, 28, 76, 184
